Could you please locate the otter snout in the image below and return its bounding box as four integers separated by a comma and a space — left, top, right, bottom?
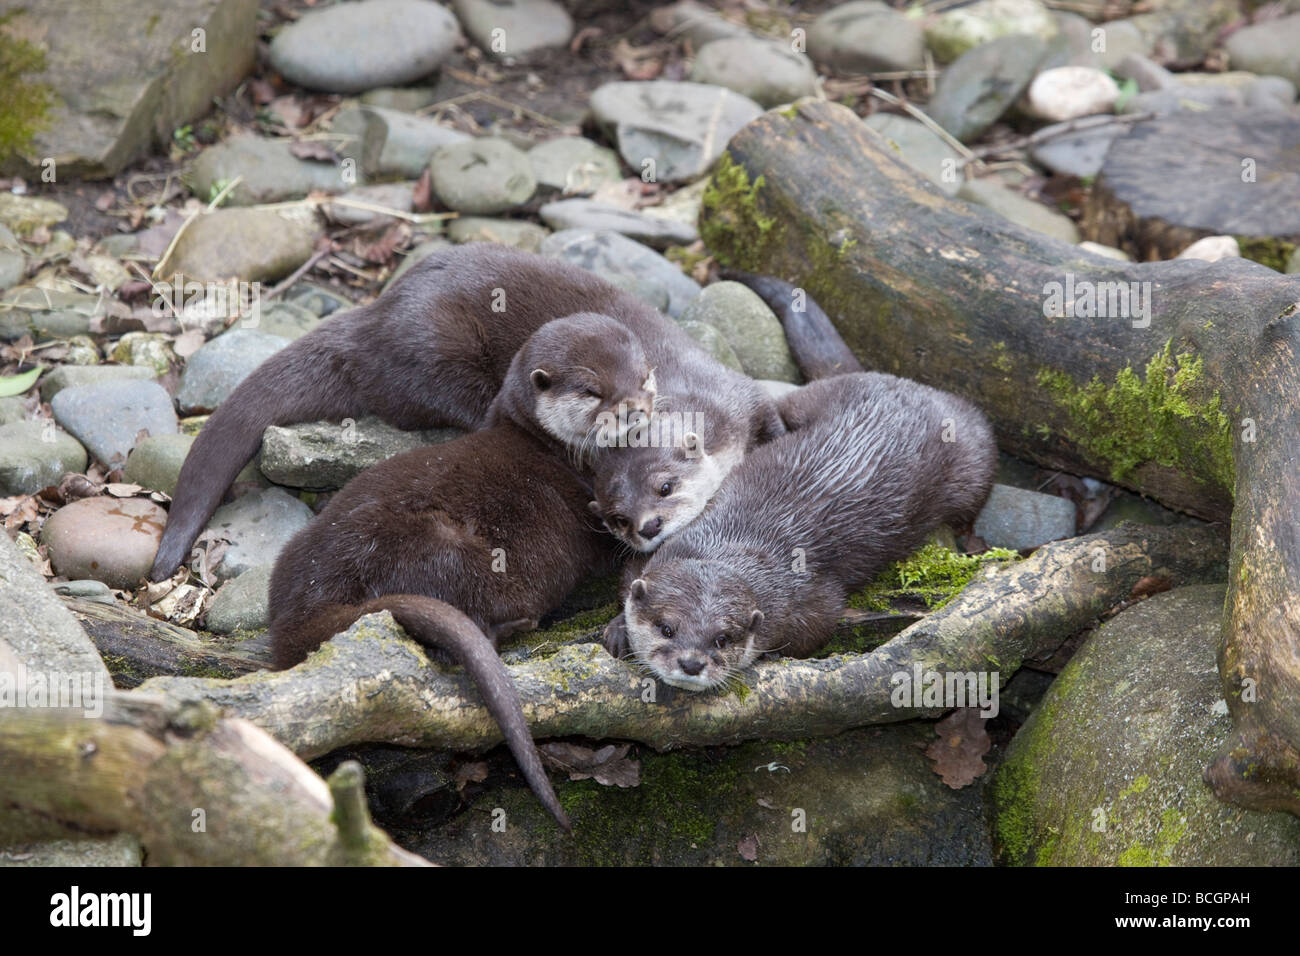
639, 516, 663, 540
677, 652, 707, 676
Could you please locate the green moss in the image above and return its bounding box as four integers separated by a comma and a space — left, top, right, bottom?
0, 12, 54, 162
991, 341, 1014, 374
699, 153, 779, 271
1119, 774, 1151, 799
663, 243, 709, 277
1036, 341, 1234, 493
1235, 236, 1296, 273
847, 543, 1020, 613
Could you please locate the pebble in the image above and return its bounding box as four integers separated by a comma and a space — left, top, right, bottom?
124, 433, 262, 497
538, 199, 697, 248
972, 483, 1077, 549
50, 380, 177, 468
808, 1, 925, 73
0, 288, 101, 343
1078, 241, 1130, 262
453, 0, 573, 60
175, 329, 291, 415
1176, 236, 1240, 263
109, 332, 175, 376
1113, 54, 1175, 93
589, 81, 762, 184
927, 35, 1048, 142
528, 136, 623, 194
925, 0, 1059, 63
204, 488, 315, 582
0, 194, 68, 235
1026, 67, 1120, 121
596, 271, 671, 313
189, 135, 351, 206
269, 0, 460, 93
866, 114, 963, 196
259, 417, 462, 489
39, 364, 155, 403
62, 335, 101, 366
675, 319, 744, 373
284, 283, 353, 317
649, 1, 748, 48
679, 282, 801, 382
1030, 122, 1122, 179
1045, 13, 1147, 72
0, 224, 24, 290
42, 496, 168, 589
541, 229, 700, 316
429, 138, 537, 214
245, 302, 323, 341
0, 421, 88, 495
333, 105, 470, 180
690, 37, 817, 108
446, 217, 550, 252
324, 182, 415, 226
957, 179, 1080, 244
1224, 12, 1300, 87
0, 396, 25, 425
164, 206, 322, 283
206, 564, 273, 634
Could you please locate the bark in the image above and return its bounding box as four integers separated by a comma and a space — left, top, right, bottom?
696, 99, 1300, 814
0, 693, 430, 866
136, 524, 1225, 755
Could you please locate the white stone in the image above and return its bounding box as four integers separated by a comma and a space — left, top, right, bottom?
1027, 66, 1121, 121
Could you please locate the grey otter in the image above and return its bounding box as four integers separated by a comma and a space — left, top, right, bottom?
268, 316, 652, 830
605, 372, 998, 691
151, 244, 782, 580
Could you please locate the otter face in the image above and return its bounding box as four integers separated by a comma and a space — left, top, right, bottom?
623, 563, 765, 691
590, 437, 740, 552
526, 314, 656, 451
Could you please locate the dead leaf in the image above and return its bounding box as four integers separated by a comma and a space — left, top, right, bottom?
411, 168, 433, 213
352, 222, 410, 265
454, 761, 490, 789
737, 834, 759, 862
1129, 575, 1172, 600
289, 140, 338, 163
539, 742, 642, 788
268, 95, 305, 129
248, 77, 277, 106
95, 191, 116, 212
925, 707, 991, 789
57, 473, 101, 501
173, 328, 206, 359
613, 38, 664, 81
104, 482, 145, 498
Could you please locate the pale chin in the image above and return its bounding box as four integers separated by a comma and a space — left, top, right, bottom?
658, 671, 715, 692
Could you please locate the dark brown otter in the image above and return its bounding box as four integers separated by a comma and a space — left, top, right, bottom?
152, 244, 781, 580
604, 372, 998, 691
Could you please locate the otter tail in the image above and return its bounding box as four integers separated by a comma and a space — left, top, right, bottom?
271, 594, 571, 832
719, 269, 864, 380
150, 326, 361, 581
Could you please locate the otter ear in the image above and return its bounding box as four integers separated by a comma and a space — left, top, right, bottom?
748, 609, 765, 631
682, 432, 701, 458
630, 578, 648, 601
530, 368, 552, 391
643, 368, 656, 393
587, 500, 602, 517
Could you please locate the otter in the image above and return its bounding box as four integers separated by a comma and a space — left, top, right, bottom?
268, 315, 657, 830
151, 244, 782, 581
604, 373, 997, 691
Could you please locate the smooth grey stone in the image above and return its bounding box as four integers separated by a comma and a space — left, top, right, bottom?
528, 136, 623, 194
189, 135, 350, 206
259, 417, 462, 490
925, 0, 1059, 63
284, 283, 353, 317
676, 319, 744, 373
39, 364, 155, 403
679, 281, 801, 382
334, 105, 471, 179
594, 270, 670, 313
957, 178, 1080, 244
927, 34, 1048, 142
359, 87, 439, 111
1113, 53, 1175, 92
1030, 122, 1122, 178
50, 380, 177, 468
124, 433, 262, 497
0, 288, 102, 343
972, 483, 1077, 549
204, 487, 314, 582
163, 205, 322, 282
541, 229, 700, 317
690, 37, 817, 108
0, 421, 88, 495
453, 0, 573, 60
206, 564, 272, 633
1120, 84, 1244, 116
446, 217, 550, 252
325, 182, 415, 226
175, 329, 291, 415
0, 835, 141, 868
246, 302, 324, 341
808, 1, 925, 73
538, 199, 697, 248
429, 138, 537, 214
866, 114, 963, 195
1224, 12, 1300, 87
0, 396, 25, 425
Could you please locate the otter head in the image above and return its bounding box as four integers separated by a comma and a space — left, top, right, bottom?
519, 313, 656, 451
623, 560, 766, 691
589, 425, 740, 552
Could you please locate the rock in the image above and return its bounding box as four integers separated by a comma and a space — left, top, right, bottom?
865, 114, 963, 196
384, 238, 453, 291
1126, 0, 1241, 65
1222, 11, 1300, 85
0, 835, 142, 868
41, 496, 168, 588
0, 0, 257, 180
175, 329, 291, 415
203, 487, 314, 582
124, 433, 260, 497
1176, 235, 1240, 263
333, 105, 470, 179
206, 564, 272, 633
188, 135, 350, 206
538, 199, 697, 248
541, 229, 701, 317
60, 335, 101, 366
807, 1, 924, 73
972, 483, 1077, 549
324, 182, 415, 227
248, 302, 322, 341
0, 224, 25, 290
109, 332, 175, 376
269, 0, 459, 93
0, 288, 102, 342
50, 381, 178, 468
446, 217, 550, 252
927, 35, 1047, 143
675, 319, 744, 372
453, 0, 573, 60
1029, 122, 1121, 179
359, 87, 439, 111
679, 281, 801, 382
0, 397, 25, 426
259, 417, 462, 489
648, 1, 748, 48
163, 206, 321, 283
925, 0, 1058, 63
1120, 84, 1244, 117
597, 272, 671, 313
428, 138, 536, 214
990, 585, 1300, 865
1026, 66, 1120, 121
1045, 13, 1147, 72
284, 283, 352, 317
1287, 246, 1300, 275
0, 421, 88, 495
1113, 53, 1175, 92
1078, 241, 1130, 261
39, 364, 155, 403
0, 195, 68, 235
1092, 489, 1189, 531
589, 81, 762, 184
528, 136, 623, 194
690, 37, 817, 108
957, 179, 1080, 244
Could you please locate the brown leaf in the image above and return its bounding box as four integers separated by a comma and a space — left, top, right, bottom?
173, 328, 206, 359
352, 222, 410, 265
540, 742, 642, 788
248, 77, 277, 106
737, 834, 759, 862
268, 95, 304, 129
289, 140, 338, 163
104, 482, 145, 498
411, 168, 433, 213
95, 190, 116, 212
454, 761, 490, 789
57, 473, 102, 501
925, 707, 991, 789
1130, 575, 1172, 600
613, 39, 664, 81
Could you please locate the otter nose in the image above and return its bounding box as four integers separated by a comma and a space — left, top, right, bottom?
678, 656, 705, 676
639, 517, 662, 539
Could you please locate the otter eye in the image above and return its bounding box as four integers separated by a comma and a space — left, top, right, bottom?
657, 480, 673, 497
659, 622, 674, 639
714, 634, 728, 650
613, 515, 629, 530
583, 387, 602, 399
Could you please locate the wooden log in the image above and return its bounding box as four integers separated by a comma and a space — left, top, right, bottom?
696, 98, 1300, 814
136, 524, 1225, 755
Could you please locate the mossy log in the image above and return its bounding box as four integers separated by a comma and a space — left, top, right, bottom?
696, 99, 1300, 815
0, 694, 429, 866
136, 524, 1224, 756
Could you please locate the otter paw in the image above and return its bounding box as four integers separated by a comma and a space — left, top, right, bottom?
602, 614, 630, 659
